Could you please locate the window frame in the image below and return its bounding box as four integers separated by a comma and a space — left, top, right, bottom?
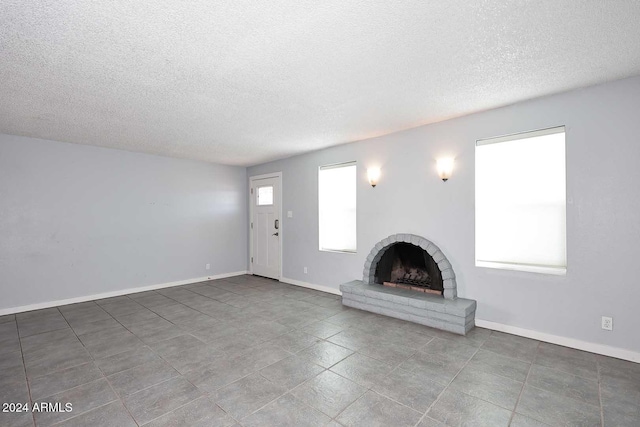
475, 126, 567, 275
318, 161, 357, 254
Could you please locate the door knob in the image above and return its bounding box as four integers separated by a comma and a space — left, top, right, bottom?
272, 232, 279, 236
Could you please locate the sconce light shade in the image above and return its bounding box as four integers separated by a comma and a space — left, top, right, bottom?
436, 158, 454, 181
367, 167, 381, 187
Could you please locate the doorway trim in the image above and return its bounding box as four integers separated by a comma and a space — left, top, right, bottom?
249, 172, 283, 279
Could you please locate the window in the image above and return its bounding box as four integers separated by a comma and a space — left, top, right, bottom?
475, 126, 566, 274
257, 185, 273, 205
319, 162, 357, 252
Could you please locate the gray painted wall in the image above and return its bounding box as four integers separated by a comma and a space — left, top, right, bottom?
0, 134, 247, 311
248, 76, 640, 353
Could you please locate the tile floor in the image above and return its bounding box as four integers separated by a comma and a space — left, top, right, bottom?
1, 275, 638, 427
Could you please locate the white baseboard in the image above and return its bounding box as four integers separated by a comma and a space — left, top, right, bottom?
280, 276, 342, 296
0, 271, 249, 316
475, 319, 640, 363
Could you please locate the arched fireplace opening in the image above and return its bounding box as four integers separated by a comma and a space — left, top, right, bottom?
363, 233, 457, 299
374, 242, 443, 295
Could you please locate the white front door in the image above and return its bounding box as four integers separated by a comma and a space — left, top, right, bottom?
251, 175, 281, 280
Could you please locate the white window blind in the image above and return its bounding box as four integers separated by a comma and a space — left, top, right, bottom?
319, 162, 357, 252
475, 127, 566, 275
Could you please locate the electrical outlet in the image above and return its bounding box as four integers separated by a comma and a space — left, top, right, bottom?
304, 267, 308, 274
205, 263, 211, 270
601, 316, 613, 331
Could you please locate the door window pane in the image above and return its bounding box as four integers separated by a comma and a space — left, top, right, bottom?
257, 186, 273, 206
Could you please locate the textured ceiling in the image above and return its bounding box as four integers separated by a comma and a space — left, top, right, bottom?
2, 1, 640, 166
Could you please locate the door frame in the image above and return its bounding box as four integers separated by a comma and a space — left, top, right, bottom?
248, 172, 283, 279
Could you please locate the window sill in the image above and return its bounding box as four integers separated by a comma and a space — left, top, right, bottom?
476, 260, 566, 276
320, 248, 357, 254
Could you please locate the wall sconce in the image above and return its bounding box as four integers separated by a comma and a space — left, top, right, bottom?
367, 167, 381, 187
436, 158, 454, 182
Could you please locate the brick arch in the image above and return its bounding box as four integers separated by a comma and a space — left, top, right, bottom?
363, 233, 457, 299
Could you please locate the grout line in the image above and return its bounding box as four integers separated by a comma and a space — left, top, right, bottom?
97, 287, 257, 426
477, 341, 607, 391
321, 333, 454, 421
596, 357, 605, 427
16, 325, 71, 340
329, 386, 370, 423
46, 399, 122, 427
466, 346, 542, 385
527, 358, 602, 383
411, 333, 489, 427
101, 375, 141, 426
231, 384, 290, 421
141, 396, 240, 426
366, 388, 425, 416
128, 280, 338, 423
57, 305, 142, 426
14, 317, 37, 427
320, 344, 438, 424
507, 340, 540, 426
10, 276, 293, 427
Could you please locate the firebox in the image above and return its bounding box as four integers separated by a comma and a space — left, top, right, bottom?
374, 242, 443, 295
